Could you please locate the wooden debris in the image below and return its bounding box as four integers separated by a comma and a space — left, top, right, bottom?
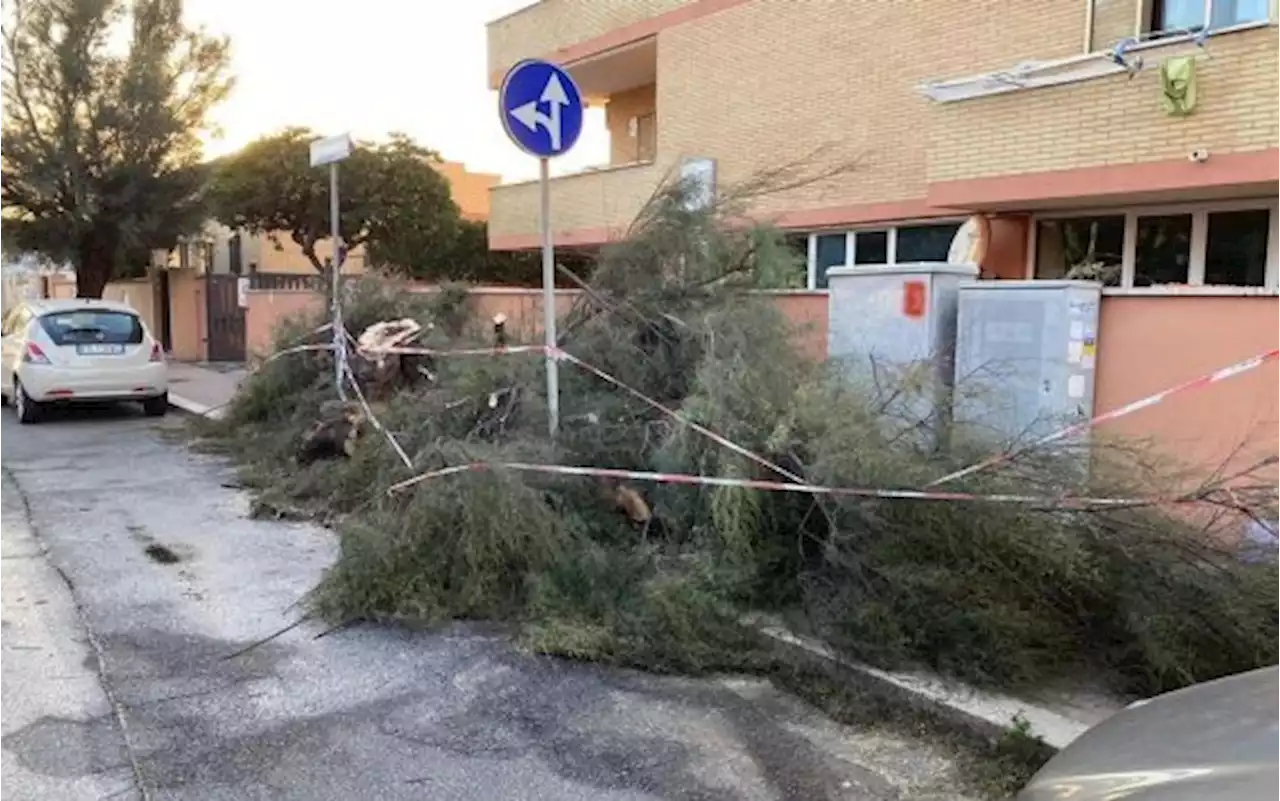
297, 400, 368, 464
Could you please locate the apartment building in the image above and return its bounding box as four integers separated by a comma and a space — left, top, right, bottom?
486, 0, 1278, 293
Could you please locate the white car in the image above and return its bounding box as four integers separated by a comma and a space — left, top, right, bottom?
0, 298, 169, 423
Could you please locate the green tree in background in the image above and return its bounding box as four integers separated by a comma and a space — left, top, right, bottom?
409, 218, 595, 287
2, 0, 232, 297
208, 128, 461, 277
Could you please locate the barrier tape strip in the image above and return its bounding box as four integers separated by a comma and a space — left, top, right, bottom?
353, 340, 804, 492
277, 328, 1277, 507
552, 348, 809, 486
926, 348, 1280, 488
358, 343, 547, 358
384, 459, 1241, 508
342, 360, 414, 470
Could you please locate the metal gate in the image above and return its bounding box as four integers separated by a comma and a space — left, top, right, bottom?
205, 274, 245, 362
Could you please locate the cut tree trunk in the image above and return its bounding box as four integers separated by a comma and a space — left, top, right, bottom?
75, 250, 113, 298
74, 229, 121, 299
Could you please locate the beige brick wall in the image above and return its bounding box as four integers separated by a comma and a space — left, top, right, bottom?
255, 235, 368, 275
489, 162, 662, 241
928, 26, 1279, 183
487, 0, 694, 79
490, 1, 1276, 242
1090, 0, 1140, 50
606, 84, 658, 165
493, 0, 1083, 234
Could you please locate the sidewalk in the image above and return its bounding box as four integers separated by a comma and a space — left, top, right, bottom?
166, 362, 246, 419
746, 614, 1125, 750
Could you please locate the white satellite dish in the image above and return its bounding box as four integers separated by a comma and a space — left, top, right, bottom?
947, 215, 986, 265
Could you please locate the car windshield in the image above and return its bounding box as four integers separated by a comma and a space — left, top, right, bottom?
39, 310, 144, 345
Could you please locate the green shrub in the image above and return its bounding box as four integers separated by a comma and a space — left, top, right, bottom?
201, 179, 1278, 708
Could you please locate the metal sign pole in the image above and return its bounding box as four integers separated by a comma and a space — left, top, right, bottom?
310, 132, 352, 402
539, 157, 559, 436
330, 161, 347, 401
498, 60, 583, 438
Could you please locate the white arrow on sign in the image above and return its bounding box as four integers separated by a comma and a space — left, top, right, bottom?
509, 73, 570, 152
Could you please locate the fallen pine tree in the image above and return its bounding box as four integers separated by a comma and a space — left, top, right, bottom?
195, 165, 1278, 710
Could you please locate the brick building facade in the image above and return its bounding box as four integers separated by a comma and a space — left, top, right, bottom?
486, 0, 1278, 294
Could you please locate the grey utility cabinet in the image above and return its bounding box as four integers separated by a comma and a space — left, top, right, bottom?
826, 262, 979, 444
952, 280, 1103, 447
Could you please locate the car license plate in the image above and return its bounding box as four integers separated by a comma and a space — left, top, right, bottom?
76, 343, 125, 356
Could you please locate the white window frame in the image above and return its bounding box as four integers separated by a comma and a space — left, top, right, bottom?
802, 218, 968, 290
1025, 199, 1280, 294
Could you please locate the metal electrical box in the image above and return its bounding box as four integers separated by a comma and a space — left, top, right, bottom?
952, 280, 1102, 446
826, 262, 979, 438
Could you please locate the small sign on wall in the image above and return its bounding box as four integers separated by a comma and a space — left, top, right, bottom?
902, 280, 927, 319
236, 277, 251, 309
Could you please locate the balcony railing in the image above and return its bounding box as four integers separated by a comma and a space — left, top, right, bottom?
924, 25, 1275, 186
489, 160, 663, 248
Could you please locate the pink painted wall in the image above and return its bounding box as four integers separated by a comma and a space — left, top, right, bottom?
461, 287, 582, 339
445, 287, 829, 359
766, 291, 829, 361
245, 285, 831, 358
245, 289, 325, 359
241, 282, 1277, 480
1095, 295, 1279, 486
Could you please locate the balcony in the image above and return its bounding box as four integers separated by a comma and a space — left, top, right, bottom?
488, 77, 660, 248
922, 25, 1277, 209
488, 160, 663, 249
486, 0, 694, 85
488, 17, 663, 249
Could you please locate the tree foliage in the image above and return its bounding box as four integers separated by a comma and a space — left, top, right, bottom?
403, 218, 596, 287
207, 128, 460, 276
1, 0, 232, 297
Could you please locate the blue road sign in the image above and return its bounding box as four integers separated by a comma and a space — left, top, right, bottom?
499, 60, 584, 159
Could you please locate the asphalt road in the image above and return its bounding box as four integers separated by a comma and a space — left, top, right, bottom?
0, 403, 974, 801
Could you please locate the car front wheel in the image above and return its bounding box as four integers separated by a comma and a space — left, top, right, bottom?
14, 380, 42, 424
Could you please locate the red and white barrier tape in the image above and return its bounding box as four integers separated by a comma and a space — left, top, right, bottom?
384, 459, 1216, 508
357, 340, 805, 490
927, 348, 1280, 488
553, 348, 809, 486
359, 343, 546, 358
278, 327, 1277, 507
342, 360, 414, 470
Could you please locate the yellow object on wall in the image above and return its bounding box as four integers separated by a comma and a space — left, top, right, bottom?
1160, 56, 1198, 117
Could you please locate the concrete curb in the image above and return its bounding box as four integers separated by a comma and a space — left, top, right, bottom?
168, 393, 225, 420
743, 614, 1118, 750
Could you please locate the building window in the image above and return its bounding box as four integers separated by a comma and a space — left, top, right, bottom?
1209, 0, 1270, 28
776, 234, 809, 287
1150, 0, 1270, 34
852, 230, 889, 265
1204, 209, 1270, 287
797, 221, 967, 289
814, 234, 846, 289
1152, 0, 1208, 32
1133, 214, 1192, 286
1031, 202, 1277, 290
896, 223, 963, 263
1035, 216, 1125, 284
634, 113, 656, 162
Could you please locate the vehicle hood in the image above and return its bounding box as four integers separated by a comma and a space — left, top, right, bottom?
1018, 665, 1279, 801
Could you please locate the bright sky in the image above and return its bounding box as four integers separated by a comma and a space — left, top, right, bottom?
184, 0, 609, 183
